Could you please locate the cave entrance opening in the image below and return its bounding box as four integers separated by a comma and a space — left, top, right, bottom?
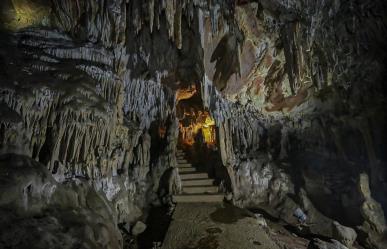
175, 83, 230, 189
176, 84, 231, 198
176, 83, 217, 150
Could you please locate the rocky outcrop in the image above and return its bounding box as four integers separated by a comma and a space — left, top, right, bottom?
358, 173, 386, 234
232, 155, 293, 206
356, 173, 386, 248
0, 154, 122, 249
332, 221, 357, 248
132, 221, 147, 236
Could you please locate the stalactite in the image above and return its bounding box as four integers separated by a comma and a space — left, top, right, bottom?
149, 0, 155, 33
165, 0, 176, 41
175, 1, 183, 49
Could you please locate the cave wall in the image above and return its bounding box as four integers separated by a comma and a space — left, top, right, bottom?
199, 0, 387, 247
0, 0, 201, 229
0, 154, 123, 249
0, 1, 236, 244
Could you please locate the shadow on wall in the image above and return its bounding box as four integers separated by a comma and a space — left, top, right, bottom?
289, 151, 366, 227
137, 205, 172, 249
211, 29, 244, 92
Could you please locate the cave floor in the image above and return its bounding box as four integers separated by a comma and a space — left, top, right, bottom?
161, 202, 282, 249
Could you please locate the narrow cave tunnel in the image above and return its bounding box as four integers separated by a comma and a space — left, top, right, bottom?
0, 1, 387, 249
175, 83, 233, 198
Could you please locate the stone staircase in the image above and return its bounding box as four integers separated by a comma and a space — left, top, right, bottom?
173, 149, 224, 203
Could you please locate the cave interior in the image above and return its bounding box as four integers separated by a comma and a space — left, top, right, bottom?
0, 0, 387, 249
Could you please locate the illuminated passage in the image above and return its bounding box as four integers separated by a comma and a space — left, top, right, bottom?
4, 0, 49, 30
179, 110, 216, 146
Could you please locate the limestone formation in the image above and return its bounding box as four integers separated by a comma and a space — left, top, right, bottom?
332, 221, 357, 248
358, 173, 386, 234
0, 154, 122, 249
254, 214, 268, 227
132, 221, 147, 236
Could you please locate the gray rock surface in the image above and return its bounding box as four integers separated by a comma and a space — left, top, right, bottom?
0, 154, 123, 249
358, 174, 386, 234
332, 221, 357, 247
132, 221, 147, 236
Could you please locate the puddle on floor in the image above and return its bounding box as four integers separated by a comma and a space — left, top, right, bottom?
210, 203, 250, 224
183, 228, 221, 249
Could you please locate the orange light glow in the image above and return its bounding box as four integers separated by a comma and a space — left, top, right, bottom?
176, 84, 197, 102
6, 0, 50, 30
179, 111, 216, 146
158, 126, 167, 138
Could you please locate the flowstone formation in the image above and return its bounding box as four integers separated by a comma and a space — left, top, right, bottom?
0, 0, 386, 249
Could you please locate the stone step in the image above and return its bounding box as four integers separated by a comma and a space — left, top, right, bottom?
182, 179, 214, 186
180, 172, 208, 180
176, 156, 185, 160
172, 194, 224, 203
177, 163, 192, 168
182, 186, 219, 194
177, 159, 188, 164
178, 167, 196, 173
